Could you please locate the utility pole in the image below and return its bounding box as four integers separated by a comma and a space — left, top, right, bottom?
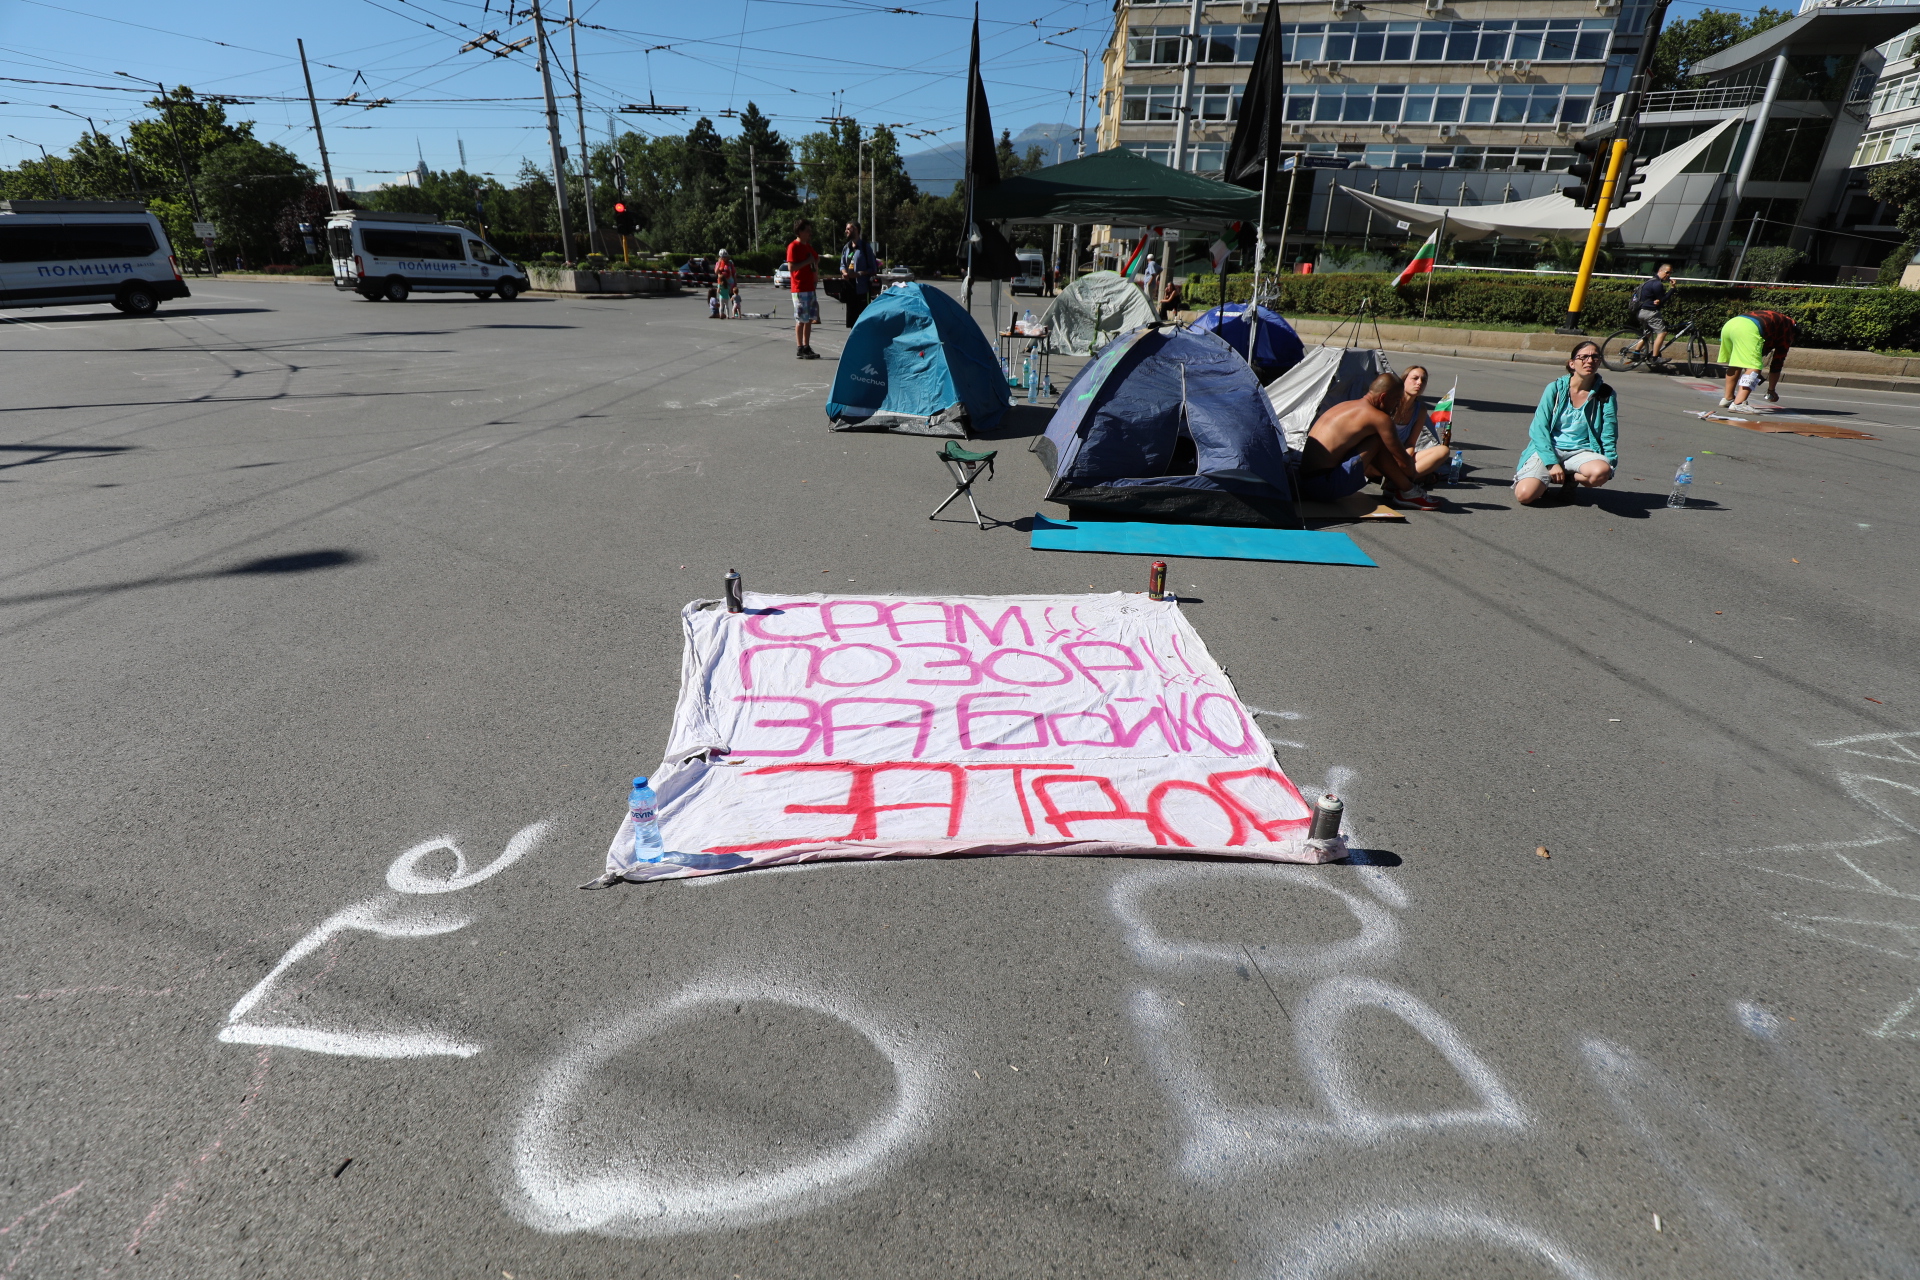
529, 0, 576, 263
566, 0, 598, 254
297, 40, 339, 211
1172, 0, 1203, 173
1042, 38, 1089, 282
748, 142, 760, 247
1559, 0, 1670, 331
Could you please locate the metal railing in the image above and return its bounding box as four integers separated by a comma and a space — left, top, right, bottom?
1588, 85, 1760, 123
1639, 85, 1762, 114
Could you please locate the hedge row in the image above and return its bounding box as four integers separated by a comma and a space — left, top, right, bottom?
1179, 271, 1920, 351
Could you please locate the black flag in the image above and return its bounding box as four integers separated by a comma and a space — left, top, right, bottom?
962, 9, 1020, 279
1223, 0, 1284, 188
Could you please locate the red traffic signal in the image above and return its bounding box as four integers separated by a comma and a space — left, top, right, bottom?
612, 201, 637, 234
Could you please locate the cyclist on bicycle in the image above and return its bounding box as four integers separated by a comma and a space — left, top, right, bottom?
1631, 262, 1674, 363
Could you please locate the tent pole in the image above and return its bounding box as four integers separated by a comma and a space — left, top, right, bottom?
1246, 154, 1270, 365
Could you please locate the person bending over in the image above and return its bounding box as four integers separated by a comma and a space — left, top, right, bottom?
1513, 341, 1617, 506
1717, 307, 1794, 409
1299, 373, 1439, 511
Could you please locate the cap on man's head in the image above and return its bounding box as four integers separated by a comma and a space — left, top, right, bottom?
717, 248, 729, 257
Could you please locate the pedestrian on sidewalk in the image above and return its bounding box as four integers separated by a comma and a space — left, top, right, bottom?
787, 219, 821, 359
1514, 341, 1617, 507
714, 249, 738, 319
1717, 308, 1795, 409
840, 221, 878, 328
1142, 254, 1160, 303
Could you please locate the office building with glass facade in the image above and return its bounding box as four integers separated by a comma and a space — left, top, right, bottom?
1097, 2, 1643, 177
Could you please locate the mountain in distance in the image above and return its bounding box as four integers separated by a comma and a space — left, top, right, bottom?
903, 123, 1082, 196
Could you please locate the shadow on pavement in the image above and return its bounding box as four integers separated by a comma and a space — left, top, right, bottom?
0, 443, 135, 476
0, 548, 365, 608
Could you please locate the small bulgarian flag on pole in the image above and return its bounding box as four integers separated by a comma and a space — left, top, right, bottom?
1429, 380, 1456, 443
1392, 228, 1440, 288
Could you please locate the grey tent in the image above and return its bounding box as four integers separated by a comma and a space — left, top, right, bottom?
1263, 344, 1395, 462
1040, 271, 1159, 357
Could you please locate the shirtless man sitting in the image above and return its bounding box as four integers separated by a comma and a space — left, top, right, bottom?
1297, 373, 1440, 511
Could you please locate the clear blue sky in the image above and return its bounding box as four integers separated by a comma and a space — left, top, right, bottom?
0, 0, 1105, 189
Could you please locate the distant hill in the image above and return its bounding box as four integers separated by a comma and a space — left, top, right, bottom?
904, 123, 1082, 196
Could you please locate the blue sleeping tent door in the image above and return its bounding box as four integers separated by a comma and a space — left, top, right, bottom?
826, 283, 1010, 438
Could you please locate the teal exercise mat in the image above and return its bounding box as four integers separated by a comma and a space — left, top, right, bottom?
1028, 515, 1376, 567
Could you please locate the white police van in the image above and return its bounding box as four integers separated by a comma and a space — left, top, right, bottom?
327, 209, 530, 302
0, 200, 189, 315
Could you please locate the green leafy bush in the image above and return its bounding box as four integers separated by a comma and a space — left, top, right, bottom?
1178, 270, 1920, 350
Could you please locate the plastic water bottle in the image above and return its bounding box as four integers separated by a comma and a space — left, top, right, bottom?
1000, 354, 1012, 383
1022, 350, 1034, 397
628, 776, 664, 860
1667, 456, 1694, 509
1446, 450, 1464, 486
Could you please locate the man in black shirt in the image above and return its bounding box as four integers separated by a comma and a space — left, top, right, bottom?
1631, 262, 1674, 362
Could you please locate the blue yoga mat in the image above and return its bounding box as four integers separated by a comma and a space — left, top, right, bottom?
1029, 515, 1376, 567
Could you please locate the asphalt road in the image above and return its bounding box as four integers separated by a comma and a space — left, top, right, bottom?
4, 276, 1918, 1279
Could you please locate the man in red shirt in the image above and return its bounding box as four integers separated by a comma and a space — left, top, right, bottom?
786, 219, 821, 359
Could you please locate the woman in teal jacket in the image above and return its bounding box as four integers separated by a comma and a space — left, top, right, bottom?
1514, 339, 1618, 506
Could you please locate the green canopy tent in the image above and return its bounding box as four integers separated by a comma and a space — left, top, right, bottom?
972, 148, 1261, 227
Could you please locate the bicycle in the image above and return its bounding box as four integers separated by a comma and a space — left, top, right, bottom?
1601, 316, 1711, 377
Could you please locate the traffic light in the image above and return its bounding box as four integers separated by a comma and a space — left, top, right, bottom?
612, 201, 637, 235
1613, 151, 1650, 207
1560, 136, 1608, 209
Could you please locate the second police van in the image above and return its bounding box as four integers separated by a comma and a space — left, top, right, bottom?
327, 209, 531, 302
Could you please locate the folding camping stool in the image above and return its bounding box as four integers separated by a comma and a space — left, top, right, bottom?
929, 440, 998, 529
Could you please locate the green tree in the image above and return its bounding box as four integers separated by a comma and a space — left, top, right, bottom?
1651, 7, 1790, 90
1868, 158, 1920, 283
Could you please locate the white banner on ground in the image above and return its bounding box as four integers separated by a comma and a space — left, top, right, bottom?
605, 592, 1341, 880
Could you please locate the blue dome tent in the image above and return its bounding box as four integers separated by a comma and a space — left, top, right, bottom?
1034, 324, 1301, 528
825, 283, 1011, 438
1188, 304, 1306, 381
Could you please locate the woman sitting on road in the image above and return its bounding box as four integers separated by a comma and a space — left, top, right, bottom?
1514, 341, 1617, 507
1387, 365, 1451, 487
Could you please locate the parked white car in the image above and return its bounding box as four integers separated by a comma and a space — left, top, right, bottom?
0, 199, 189, 315
884, 264, 915, 282
773, 261, 792, 288
326, 209, 529, 301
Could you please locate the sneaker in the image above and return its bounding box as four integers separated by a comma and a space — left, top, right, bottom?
1384, 485, 1441, 512
1716, 397, 1733, 409
800, 347, 821, 360
796, 347, 810, 359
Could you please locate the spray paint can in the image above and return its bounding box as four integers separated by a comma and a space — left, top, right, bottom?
1308, 793, 1344, 842
724, 569, 743, 614
1149, 561, 1168, 601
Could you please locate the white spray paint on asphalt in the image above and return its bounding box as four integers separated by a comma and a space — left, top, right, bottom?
217, 820, 551, 1058
505, 972, 947, 1237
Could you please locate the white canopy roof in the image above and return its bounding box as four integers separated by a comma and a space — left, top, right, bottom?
1341, 119, 1735, 242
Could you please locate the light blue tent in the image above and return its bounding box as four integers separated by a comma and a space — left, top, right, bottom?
826, 283, 1010, 437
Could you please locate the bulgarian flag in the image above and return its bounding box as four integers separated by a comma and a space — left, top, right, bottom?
1392, 229, 1439, 287
1121, 233, 1157, 279
1429, 381, 1456, 441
